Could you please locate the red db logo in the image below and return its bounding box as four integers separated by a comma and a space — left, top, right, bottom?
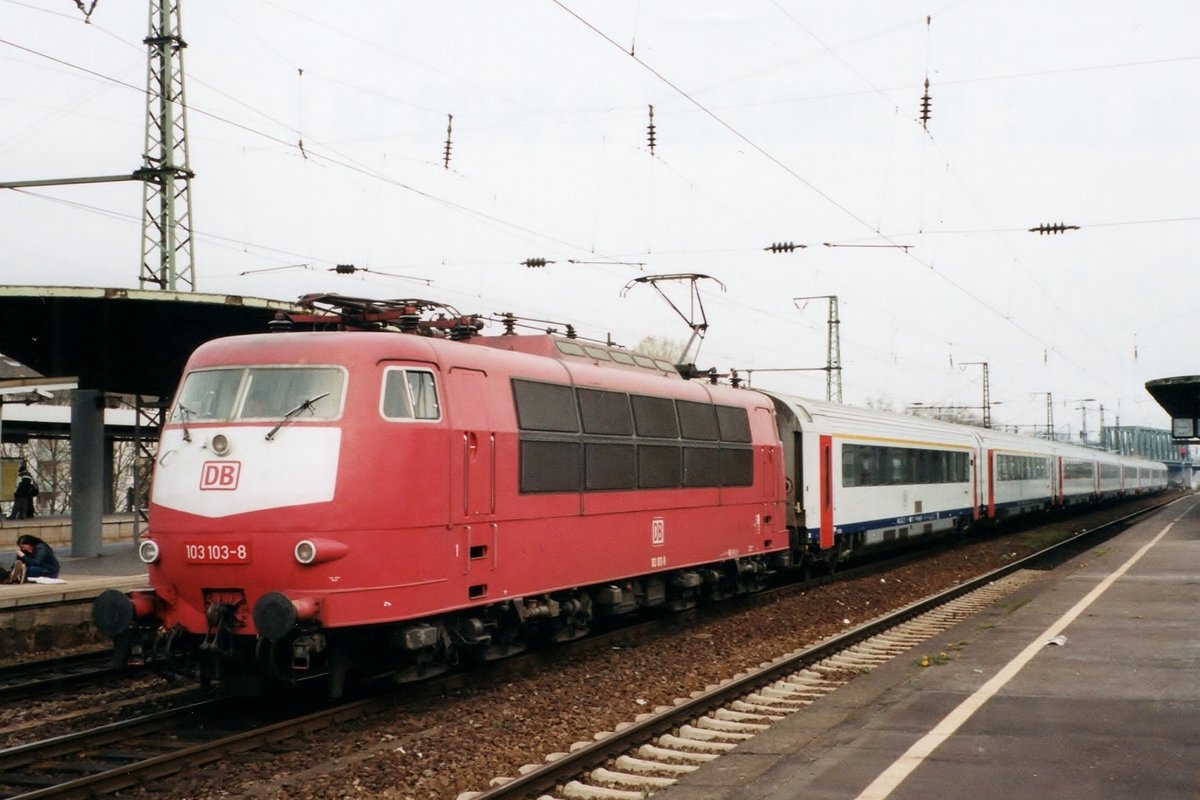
200, 461, 241, 491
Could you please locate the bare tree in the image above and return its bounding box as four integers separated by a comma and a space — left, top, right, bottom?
633, 336, 687, 363
864, 395, 896, 412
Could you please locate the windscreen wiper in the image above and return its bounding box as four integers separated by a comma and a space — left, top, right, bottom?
176, 403, 196, 442
265, 392, 331, 441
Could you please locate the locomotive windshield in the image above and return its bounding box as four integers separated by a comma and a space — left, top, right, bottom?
171, 366, 345, 422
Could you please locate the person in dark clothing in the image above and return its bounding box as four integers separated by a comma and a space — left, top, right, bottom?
10, 469, 38, 519
15, 534, 59, 580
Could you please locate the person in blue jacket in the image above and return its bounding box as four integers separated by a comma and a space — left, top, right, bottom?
14, 534, 59, 580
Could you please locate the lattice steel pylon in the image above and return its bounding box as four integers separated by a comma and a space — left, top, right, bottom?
139, 0, 196, 292
794, 295, 842, 403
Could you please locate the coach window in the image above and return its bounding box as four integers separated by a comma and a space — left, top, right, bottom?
382, 368, 440, 420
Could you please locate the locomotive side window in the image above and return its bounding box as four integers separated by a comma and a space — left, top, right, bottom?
382, 368, 440, 421
578, 389, 634, 435
678, 401, 719, 441
513, 380, 580, 432
520, 441, 581, 492
716, 405, 752, 442
638, 444, 681, 488
720, 449, 754, 486
683, 446, 721, 487
586, 443, 636, 490
631, 395, 679, 438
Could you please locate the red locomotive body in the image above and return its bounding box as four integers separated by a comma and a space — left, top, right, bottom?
96, 326, 787, 692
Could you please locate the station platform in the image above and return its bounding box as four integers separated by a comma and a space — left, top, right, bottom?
0, 543, 148, 652
658, 494, 1200, 800
0, 542, 147, 603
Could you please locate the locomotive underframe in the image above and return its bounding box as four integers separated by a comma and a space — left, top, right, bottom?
116, 553, 779, 697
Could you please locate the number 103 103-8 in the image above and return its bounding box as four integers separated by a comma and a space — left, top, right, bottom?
184, 543, 249, 563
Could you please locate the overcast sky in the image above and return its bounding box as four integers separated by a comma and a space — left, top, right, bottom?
1, 1, 1196, 434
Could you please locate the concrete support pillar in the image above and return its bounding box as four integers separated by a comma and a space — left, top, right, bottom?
71, 389, 105, 557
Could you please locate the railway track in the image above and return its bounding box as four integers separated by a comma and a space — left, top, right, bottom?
0, 652, 123, 705
458, 497, 1174, 800
0, 692, 354, 800
0, 497, 1172, 800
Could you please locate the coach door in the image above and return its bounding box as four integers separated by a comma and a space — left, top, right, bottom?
819, 434, 834, 549
986, 449, 996, 519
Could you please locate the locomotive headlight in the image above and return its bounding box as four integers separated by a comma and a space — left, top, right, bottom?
293, 538, 349, 565
294, 539, 317, 565
138, 539, 161, 564
210, 433, 231, 456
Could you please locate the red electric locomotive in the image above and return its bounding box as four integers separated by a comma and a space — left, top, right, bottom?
93, 298, 789, 694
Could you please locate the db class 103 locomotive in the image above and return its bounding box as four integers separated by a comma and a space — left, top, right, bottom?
92, 296, 1168, 695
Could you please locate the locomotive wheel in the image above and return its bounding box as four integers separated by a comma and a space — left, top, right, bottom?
255, 635, 295, 682
111, 631, 133, 671
327, 641, 350, 700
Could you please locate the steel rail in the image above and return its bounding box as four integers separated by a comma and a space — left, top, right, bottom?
0, 496, 1177, 800
0, 652, 121, 704
466, 495, 1179, 799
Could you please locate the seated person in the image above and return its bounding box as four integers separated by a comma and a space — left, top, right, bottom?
11, 534, 60, 581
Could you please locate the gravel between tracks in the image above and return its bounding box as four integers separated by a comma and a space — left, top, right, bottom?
34, 498, 1173, 800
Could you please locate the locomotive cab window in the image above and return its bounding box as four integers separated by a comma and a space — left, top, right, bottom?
240, 367, 344, 420
382, 368, 441, 421
172, 368, 241, 421
172, 366, 345, 422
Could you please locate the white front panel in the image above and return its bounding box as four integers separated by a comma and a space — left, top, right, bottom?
153, 427, 341, 518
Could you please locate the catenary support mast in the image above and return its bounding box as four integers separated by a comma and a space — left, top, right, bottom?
140, 0, 196, 292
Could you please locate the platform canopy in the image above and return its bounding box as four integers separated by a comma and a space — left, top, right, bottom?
1145, 376, 1200, 441
0, 286, 303, 398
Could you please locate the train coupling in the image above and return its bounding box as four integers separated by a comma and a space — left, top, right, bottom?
199, 601, 241, 653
